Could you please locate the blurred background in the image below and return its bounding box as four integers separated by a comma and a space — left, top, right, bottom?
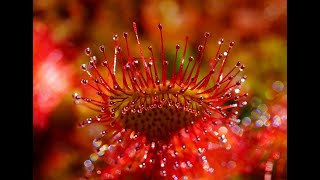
33, 0, 287, 179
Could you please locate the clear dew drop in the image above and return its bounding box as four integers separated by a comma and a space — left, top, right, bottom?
72, 93, 81, 99
231, 125, 241, 135
123, 32, 128, 38
258, 104, 268, 112
218, 38, 224, 45
84, 159, 92, 168
218, 126, 228, 135
225, 143, 231, 150
255, 120, 264, 127
99, 45, 105, 52
240, 65, 245, 71
85, 48, 91, 56
113, 34, 118, 41
81, 64, 87, 71
160, 170, 167, 177
227, 161, 236, 169
74, 99, 80, 105
240, 101, 247, 107
272, 115, 281, 127
208, 168, 214, 173
99, 144, 108, 151
272, 81, 284, 92
93, 139, 102, 147
198, 44, 204, 51
251, 109, 262, 119
90, 153, 99, 162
